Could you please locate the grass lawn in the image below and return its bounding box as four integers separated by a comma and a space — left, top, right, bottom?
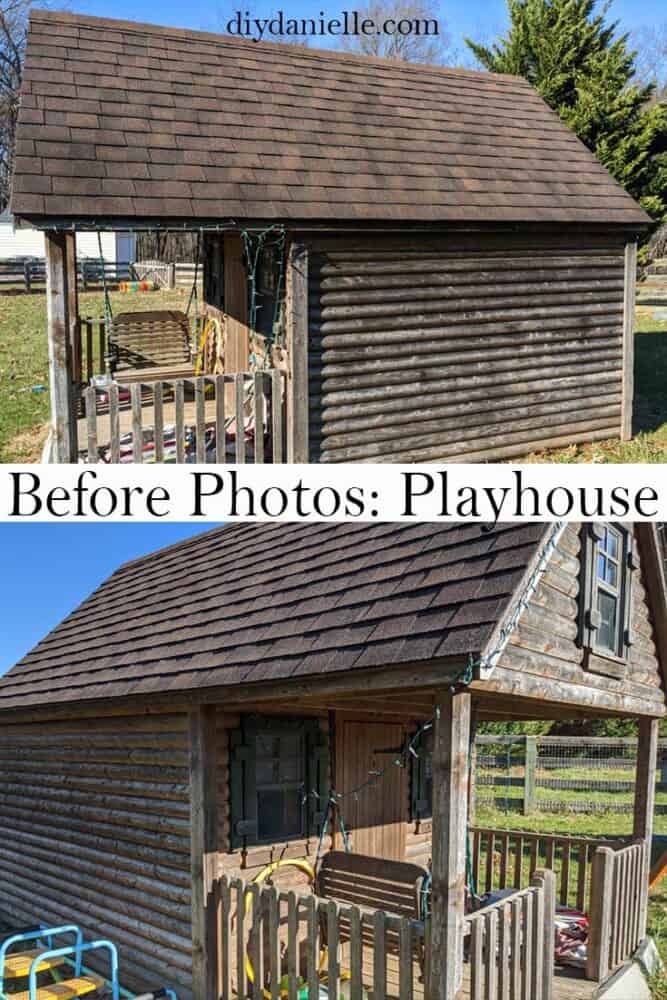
0, 287, 191, 462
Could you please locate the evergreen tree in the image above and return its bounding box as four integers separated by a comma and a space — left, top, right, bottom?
466, 0, 667, 222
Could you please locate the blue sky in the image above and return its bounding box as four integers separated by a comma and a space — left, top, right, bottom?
0, 524, 211, 675
59, 0, 663, 52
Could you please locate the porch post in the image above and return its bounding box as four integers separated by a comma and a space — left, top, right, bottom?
223, 232, 250, 373
45, 230, 77, 461
428, 690, 471, 1000
66, 233, 81, 386
189, 705, 220, 998
621, 241, 637, 441
634, 717, 658, 938
286, 239, 309, 462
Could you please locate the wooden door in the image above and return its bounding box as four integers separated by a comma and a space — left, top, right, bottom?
339, 720, 407, 861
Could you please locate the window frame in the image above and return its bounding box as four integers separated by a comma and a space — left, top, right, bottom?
579, 523, 636, 674
229, 715, 328, 850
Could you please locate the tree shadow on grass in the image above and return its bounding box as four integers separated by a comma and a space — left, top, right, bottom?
633, 327, 667, 435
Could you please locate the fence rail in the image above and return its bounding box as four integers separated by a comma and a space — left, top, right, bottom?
465, 869, 555, 1000
82, 371, 285, 464
586, 840, 645, 981
475, 735, 667, 816
212, 874, 425, 1000
470, 826, 628, 912
0, 258, 132, 291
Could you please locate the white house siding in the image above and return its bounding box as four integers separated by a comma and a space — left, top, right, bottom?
0, 221, 119, 261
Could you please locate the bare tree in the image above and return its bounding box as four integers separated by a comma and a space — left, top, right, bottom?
632, 23, 667, 102
337, 0, 456, 64
0, 0, 28, 212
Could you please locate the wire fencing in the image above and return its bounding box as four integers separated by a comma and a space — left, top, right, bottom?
474, 735, 667, 816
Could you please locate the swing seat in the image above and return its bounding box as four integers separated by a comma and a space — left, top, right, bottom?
110, 310, 195, 383
10, 974, 104, 1000
1, 949, 66, 979
317, 852, 428, 977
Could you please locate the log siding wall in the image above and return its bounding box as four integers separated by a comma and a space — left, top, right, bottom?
307, 235, 628, 463
493, 525, 665, 715
0, 711, 194, 999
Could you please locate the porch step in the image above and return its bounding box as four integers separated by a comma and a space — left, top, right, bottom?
2, 948, 66, 979
11, 974, 104, 999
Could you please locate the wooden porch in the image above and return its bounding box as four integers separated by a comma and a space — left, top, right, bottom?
43, 230, 304, 464
188, 694, 659, 1000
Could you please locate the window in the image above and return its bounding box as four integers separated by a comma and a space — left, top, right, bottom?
230, 716, 328, 849
579, 524, 636, 668
411, 728, 434, 820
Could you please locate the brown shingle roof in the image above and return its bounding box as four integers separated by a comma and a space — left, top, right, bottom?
11, 10, 649, 226
0, 522, 547, 711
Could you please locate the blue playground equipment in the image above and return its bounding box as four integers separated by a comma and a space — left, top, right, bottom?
0, 925, 178, 1000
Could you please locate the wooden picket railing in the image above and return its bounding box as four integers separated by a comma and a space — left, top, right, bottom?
82, 371, 285, 464
465, 869, 555, 1000
470, 826, 629, 910
586, 840, 646, 981
212, 874, 425, 999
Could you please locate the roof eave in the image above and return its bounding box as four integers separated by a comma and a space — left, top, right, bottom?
0, 653, 471, 723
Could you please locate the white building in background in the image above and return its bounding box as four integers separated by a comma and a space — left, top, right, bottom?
0, 210, 136, 262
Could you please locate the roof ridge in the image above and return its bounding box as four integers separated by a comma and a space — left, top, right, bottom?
28, 8, 527, 85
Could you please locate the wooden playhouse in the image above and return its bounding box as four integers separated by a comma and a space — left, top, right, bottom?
10, 11, 651, 464
0, 521, 665, 999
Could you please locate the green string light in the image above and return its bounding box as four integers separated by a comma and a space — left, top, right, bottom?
241, 224, 287, 361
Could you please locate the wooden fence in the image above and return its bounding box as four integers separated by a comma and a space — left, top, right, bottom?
133, 260, 200, 289
475, 735, 667, 815
586, 840, 646, 981
470, 826, 628, 911
465, 869, 555, 1000
82, 372, 285, 464
212, 874, 425, 999
0, 258, 131, 292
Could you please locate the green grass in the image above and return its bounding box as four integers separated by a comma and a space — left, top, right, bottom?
0, 287, 191, 462
525, 312, 667, 463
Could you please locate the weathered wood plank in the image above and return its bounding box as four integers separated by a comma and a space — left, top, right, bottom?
175, 381, 185, 464
586, 847, 614, 981
189, 706, 220, 998
45, 230, 77, 461
131, 383, 143, 463
634, 717, 658, 937
153, 382, 164, 464
287, 240, 309, 462
621, 241, 637, 441
427, 691, 470, 1000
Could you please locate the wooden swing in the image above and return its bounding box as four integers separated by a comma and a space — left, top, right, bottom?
109, 309, 195, 383
99, 232, 199, 385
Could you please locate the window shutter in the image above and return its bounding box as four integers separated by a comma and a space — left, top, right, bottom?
229, 728, 257, 848
307, 725, 330, 832
621, 537, 637, 658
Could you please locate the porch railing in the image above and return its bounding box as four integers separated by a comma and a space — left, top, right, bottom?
211, 873, 425, 999
465, 868, 555, 1000
82, 372, 285, 464
470, 826, 629, 911
586, 839, 646, 982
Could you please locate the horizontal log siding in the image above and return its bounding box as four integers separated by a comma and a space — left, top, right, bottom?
492, 525, 665, 716
0, 712, 193, 998
308, 239, 626, 463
